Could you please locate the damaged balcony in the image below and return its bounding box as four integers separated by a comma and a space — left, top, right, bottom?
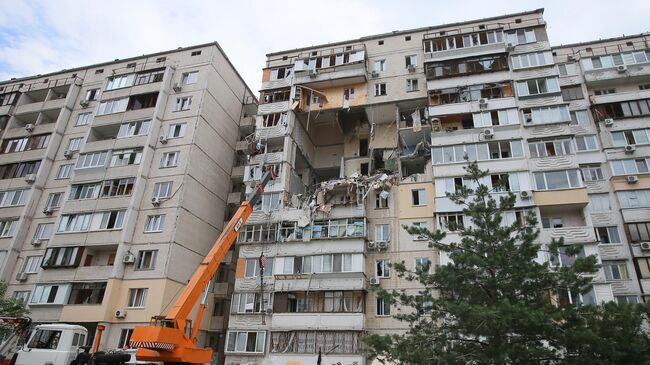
424, 54, 509, 80
538, 206, 597, 244
428, 81, 515, 116
293, 45, 367, 88
271, 291, 364, 330
278, 218, 366, 242
423, 28, 507, 62
398, 101, 432, 179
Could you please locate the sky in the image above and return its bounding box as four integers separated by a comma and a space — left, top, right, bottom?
0, 0, 648, 92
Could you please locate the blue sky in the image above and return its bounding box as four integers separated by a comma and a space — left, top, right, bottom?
0, 0, 648, 91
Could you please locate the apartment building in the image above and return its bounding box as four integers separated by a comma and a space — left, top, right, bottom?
0, 43, 256, 363
225, 8, 647, 365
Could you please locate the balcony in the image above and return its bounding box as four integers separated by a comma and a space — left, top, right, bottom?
533, 188, 588, 207
74, 265, 114, 281
293, 50, 367, 89
539, 226, 597, 244
584, 62, 650, 87
425, 42, 507, 63
258, 100, 290, 115
273, 272, 366, 292
530, 155, 578, 171
271, 312, 364, 331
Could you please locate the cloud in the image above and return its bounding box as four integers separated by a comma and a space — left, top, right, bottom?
0, 0, 648, 91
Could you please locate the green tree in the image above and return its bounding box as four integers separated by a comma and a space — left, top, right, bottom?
0, 281, 29, 338
365, 161, 650, 364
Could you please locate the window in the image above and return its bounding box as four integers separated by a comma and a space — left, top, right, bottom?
637, 257, 650, 278
22, 255, 42, 273
405, 55, 417, 68
117, 120, 150, 138
593, 98, 650, 119
425, 54, 509, 79
238, 224, 278, 243
550, 246, 585, 267
69, 183, 101, 200
505, 28, 536, 45
42, 247, 83, 268
574, 135, 598, 151
160, 151, 179, 168
343, 88, 355, 100
174, 97, 192, 111
106, 74, 135, 90
415, 257, 431, 273
58, 211, 125, 232
542, 217, 564, 229
570, 110, 590, 125
375, 83, 386, 96
528, 138, 572, 158
376, 260, 390, 278
610, 158, 650, 176
68, 282, 106, 304
411, 189, 426, 206
595, 226, 621, 244
231, 292, 271, 314
558, 63, 577, 76
76, 112, 92, 126
640, 84, 650, 91
376, 298, 390, 316
561, 86, 584, 101
244, 257, 274, 277
134, 70, 164, 85
432, 140, 524, 164
85, 88, 100, 101
168, 123, 187, 138
611, 128, 650, 147
56, 164, 73, 179
181, 71, 198, 85
136, 250, 157, 270
1, 134, 51, 154
406, 79, 419, 92
375, 224, 389, 242
252, 192, 281, 212
67, 138, 83, 152
27, 329, 62, 349
117, 329, 133, 349
57, 213, 90, 232
510, 52, 553, 69
261, 113, 287, 128
594, 88, 616, 96
472, 109, 518, 127
101, 178, 135, 197
516, 77, 560, 97
75, 151, 109, 169
110, 148, 142, 167
153, 181, 173, 199
618, 189, 650, 208
373, 59, 385, 72
225, 331, 266, 353
522, 106, 570, 124
144, 215, 165, 232
424, 30, 504, 53
615, 295, 639, 304
588, 194, 611, 212
0, 92, 18, 106
13, 291, 30, 303
269, 67, 292, 80
96, 97, 128, 115
411, 222, 429, 240
0, 160, 41, 179
438, 213, 465, 231
375, 192, 388, 209
34, 223, 54, 240
127, 288, 148, 308
31, 284, 66, 304
0, 219, 17, 237
602, 261, 629, 280
430, 81, 513, 105
0, 189, 28, 207
587, 51, 649, 70
627, 222, 650, 243
261, 88, 290, 104
46, 192, 63, 209
534, 170, 581, 190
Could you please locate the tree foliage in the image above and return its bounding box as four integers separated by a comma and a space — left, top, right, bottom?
0, 281, 29, 338
365, 161, 650, 364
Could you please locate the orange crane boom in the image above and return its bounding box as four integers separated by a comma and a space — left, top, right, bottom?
129, 171, 273, 364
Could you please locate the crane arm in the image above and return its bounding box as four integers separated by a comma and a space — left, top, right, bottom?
130, 171, 273, 364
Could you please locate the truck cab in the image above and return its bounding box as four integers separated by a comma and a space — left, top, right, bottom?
15, 324, 88, 365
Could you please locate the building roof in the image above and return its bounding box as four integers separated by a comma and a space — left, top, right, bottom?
551, 32, 650, 50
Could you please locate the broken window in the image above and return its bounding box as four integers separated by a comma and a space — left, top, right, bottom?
425, 54, 508, 79
429, 81, 513, 105
438, 213, 465, 231
359, 138, 368, 157
225, 331, 266, 353
375, 191, 388, 209
128, 92, 159, 111
261, 112, 287, 127
528, 137, 573, 158
343, 88, 355, 100
134, 69, 164, 85
405, 55, 417, 68
376, 260, 390, 278
406, 79, 419, 92
411, 189, 426, 206
516, 77, 560, 97
505, 28, 536, 45
270, 331, 360, 354
561, 86, 584, 101
261, 88, 291, 104
270, 66, 293, 80
593, 98, 650, 119
374, 83, 387, 96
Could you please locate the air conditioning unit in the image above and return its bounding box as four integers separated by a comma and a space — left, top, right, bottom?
626, 175, 639, 184
604, 118, 614, 127
640, 242, 650, 251
31, 238, 42, 246
115, 310, 127, 319
624, 145, 636, 154
151, 196, 161, 206
265, 307, 273, 315
483, 128, 495, 139
377, 241, 389, 249
407, 64, 416, 73
63, 149, 73, 159
43, 207, 53, 215
478, 98, 488, 108
506, 43, 515, 51
24, 174, 36, 183
122, 253, 136, 264
520, 190, 532, 199
15, 272, 27, 282
159, 135, 168, 144
80, 100, 90, 108
25, 124, 35, 132
371, 70, 379, 78
369, 277, 380, 285
367, 241, 376, 250
617, 65, 628, 73
308, 69, 318, 78
172, 83, 182, 92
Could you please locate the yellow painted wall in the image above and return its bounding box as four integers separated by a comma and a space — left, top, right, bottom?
397, 182, 435, 219
300, 82, 366, 111
611, 175, 650, 191
533, 188, 589, 207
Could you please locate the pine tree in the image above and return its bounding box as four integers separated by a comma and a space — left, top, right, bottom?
364, 160, 650, 364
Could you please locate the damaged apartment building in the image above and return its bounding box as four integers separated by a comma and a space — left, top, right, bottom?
226, 8, 648, 365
